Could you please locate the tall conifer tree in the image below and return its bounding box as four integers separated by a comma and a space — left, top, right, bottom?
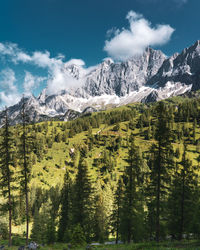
167, 143, 198, 239
120, 136, 144, 243
19, 97, 32, 245
110, 178, 123, 244
58, 170, 72, 242
0, 108, 14, 246
147, 102, 174, 242
72, 151, 95, 242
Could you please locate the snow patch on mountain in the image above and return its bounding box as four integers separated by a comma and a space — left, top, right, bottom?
1, 40, 200, 125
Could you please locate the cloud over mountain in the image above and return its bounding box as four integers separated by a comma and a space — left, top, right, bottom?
23, 71, 46, 96
0, 9, 175, 107
0, 68, 21, 106
104, 10, 174, 61
0, 42, 91, 104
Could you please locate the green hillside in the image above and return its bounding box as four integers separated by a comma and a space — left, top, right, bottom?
28, 97, 200, 189
1, 95, 200, 248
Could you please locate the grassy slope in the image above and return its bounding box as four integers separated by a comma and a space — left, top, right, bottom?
2, 96, 200, 246
30, 117, 200, 191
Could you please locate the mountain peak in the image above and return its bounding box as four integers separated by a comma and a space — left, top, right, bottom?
1, 41, 200, 125
38, 89, 47, 104
183, 40, 200, 55
145, 47, 165, 55
192, 40, 200, 53
102, 58, 114, 64
194, 40, 200, 48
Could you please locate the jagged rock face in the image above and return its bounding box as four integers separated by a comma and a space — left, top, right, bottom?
64, 63, 88, 81
81, 48, 166, 97
148, 40, 200, 89
1, 40, 200, 125
141, 90, 159, 103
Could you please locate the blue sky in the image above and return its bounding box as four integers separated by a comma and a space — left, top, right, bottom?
0, 0, 199, 107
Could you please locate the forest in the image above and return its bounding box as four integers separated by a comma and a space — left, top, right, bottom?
1, 96, 200, 249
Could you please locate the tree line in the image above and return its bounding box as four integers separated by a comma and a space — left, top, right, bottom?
0, 98, 200, 246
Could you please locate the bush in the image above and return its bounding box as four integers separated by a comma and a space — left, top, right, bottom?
70, 224, 86, 247
0, 221, 8, 240
12, 236, 23, 246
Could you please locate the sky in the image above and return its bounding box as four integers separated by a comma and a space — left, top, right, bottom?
0, 0, 199, 107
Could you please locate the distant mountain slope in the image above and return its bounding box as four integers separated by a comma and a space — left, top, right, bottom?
1, 40, 200, 125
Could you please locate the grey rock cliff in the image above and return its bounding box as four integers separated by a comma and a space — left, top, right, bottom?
1, 40, 200, 125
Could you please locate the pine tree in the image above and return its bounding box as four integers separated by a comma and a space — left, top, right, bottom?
31, 204, 50, 244
193, 118, 197, 144
0, 108, 15, 246
147, 102, 174, 242
47, 186, 60, 243
58, 170, 72, 242
110, 178, 123, 244
167, 143, 198, 240
31, 206, 43, 243
46, 216, 56, 244
72, 151, 95, 242
93, 193, 108, 243
70, 224, 86, 247
120, 137, 144, 243
19, 97, 32, 245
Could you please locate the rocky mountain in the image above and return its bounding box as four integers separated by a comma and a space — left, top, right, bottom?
1, 40, 200, 125
145, 40, 200, 100
79, 47, 166, 97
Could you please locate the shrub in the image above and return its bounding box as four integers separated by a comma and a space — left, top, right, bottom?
0, 221, 8, 240
70, 224, 86, 247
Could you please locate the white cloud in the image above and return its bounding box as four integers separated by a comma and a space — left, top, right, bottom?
0, 43, 17, 56
106, 28, 120, 38
46, 68, 80, 95
31, 51, 62, 69
126, 10, 143, 20
0, 68, 17, 93
0, 42, 93, 96
65, 59, 85, 67
104, 10, 175, 61
0, 92, 21, 108
17, 52, 32, 62
23, 71, 46, 96
0, 68, 21, 107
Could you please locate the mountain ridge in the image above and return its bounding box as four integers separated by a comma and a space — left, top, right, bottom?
1, 40, 200, 125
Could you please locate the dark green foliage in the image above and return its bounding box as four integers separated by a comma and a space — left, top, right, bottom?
55, 133, 62, 143
93, 193, 108, 243
167, 144, 198, 239
70, 224, 86, 247
0, 108, 15, 246
72, 152, 95, 242
146, 102, 175, 242
19, 97, 32, 245
0, 220, 8, 240
31, 186, 60, 244
193, 118, 197, 143
110, 178, 123, 243
120, 137, 145, 243
113, 123, 120, 131
46, 216, 56, 244
2, 97, 200, 246
57, 170, 72, 242
31, 207, 44, 243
